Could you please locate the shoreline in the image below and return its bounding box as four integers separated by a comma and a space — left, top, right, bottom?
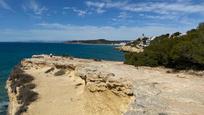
115, 45, 144, 53
6, 55, 133, 115
64, 42, 123, 46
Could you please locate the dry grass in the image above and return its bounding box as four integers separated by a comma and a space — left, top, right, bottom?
9, 65, 38, 115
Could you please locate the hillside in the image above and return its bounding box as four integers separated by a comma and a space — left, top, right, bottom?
125, 23, 204, 70
65, 39, 130, 45
116, 36, 155, 53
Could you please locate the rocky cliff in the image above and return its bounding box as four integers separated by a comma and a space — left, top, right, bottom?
7, 55, 133, 115
7, 55, 204, 115
116, 45, 143, 53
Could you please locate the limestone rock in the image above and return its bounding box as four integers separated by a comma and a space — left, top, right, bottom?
116, 45, 143, 53
6, 55, 204, 115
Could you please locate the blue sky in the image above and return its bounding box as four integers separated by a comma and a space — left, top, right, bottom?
0, 0, 204, 41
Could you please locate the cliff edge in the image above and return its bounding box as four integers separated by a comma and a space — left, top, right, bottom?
7, 55, 204, 115
116, 45, 143, 53
7, 55, 133, 115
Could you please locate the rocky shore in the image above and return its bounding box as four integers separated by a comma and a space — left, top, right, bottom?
7, 55, 204, 115
116, 45, 143, 53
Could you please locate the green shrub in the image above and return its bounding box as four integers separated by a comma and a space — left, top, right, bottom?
125, 23, 204, 70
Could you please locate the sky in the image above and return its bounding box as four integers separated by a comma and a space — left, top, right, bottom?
0, 0, 204, 42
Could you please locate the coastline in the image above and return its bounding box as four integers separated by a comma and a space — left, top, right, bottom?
64, 42, 121, 46
6, 55, 204, 115
6, 55, 133, 115
115, 45, 144, 53
0, 43, 124, 115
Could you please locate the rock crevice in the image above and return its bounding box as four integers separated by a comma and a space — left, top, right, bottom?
75, 65, 133, 96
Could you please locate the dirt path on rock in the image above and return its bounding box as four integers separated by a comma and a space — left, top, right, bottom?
25, 68, 85, 115
24, 66, 131, 115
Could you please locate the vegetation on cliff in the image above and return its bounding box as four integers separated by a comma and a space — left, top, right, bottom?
126, 36, 150, 47
125, 23, 204, 70
8, 66, 38, 115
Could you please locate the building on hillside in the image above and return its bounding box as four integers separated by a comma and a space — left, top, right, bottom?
137, 35, 156, 48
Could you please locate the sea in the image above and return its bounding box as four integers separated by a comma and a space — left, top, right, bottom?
0, 42, 124, 115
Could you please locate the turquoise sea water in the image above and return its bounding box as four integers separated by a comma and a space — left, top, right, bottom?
0, 42, 124, 114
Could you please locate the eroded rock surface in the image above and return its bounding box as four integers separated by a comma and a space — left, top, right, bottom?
116, 45, 143, 53
75, 65, 133, 96
7, 55, 204, 115
7, 55, 133, 115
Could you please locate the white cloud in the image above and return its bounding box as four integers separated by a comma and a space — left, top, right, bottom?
139, 14, 177, 20
37, 23, 71, 29
86, 1, 105, 8
85, 1, 204, 14
0, 0, 12, 11
118, 12, 131, 19
86, 1, 106, 14
0, 23, 192, 42
84, 0, 204, 25
23, 0, 47, 15
111, 12, 133, 25
95, 8, 106, 14
64, 7, 88, 16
